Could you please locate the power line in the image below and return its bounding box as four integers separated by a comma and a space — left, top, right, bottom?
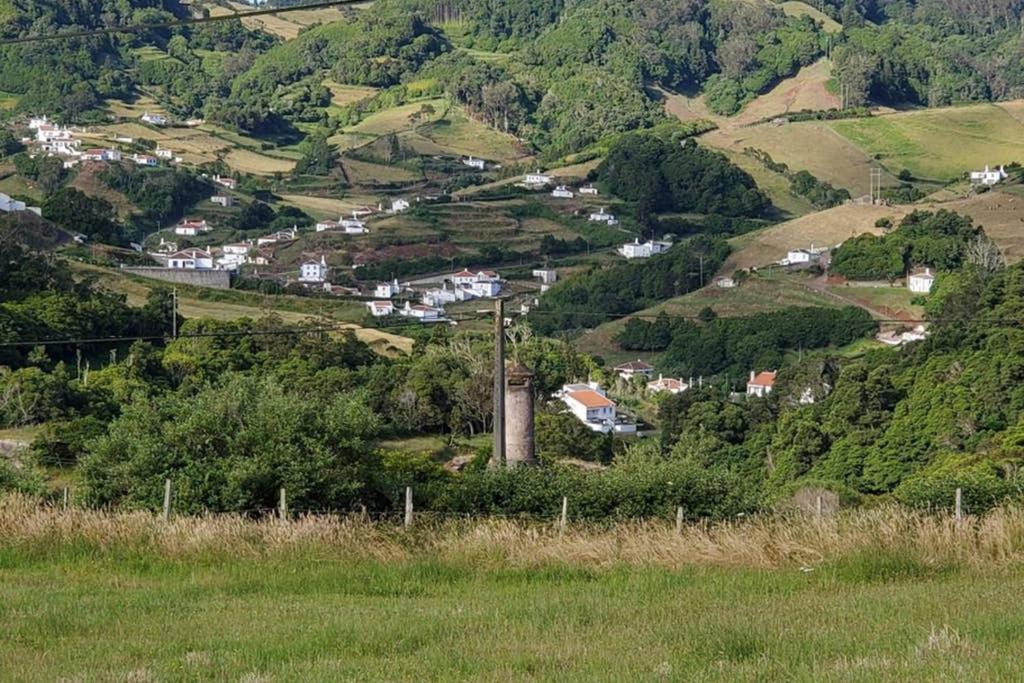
0, 0, 369, 45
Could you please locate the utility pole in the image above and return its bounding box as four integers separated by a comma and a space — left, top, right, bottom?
171, 288, 178, 339
491, 298, 506, 468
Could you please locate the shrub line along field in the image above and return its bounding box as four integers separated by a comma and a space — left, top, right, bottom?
3, 501, 1024, 680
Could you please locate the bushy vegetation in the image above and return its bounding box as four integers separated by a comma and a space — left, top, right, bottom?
831, 210, 983, 281
528, 235, 731, 334
598, 135, 769, 219
617, 306, 876, 379
746, 148, 851, 209
99, 163, 213, 230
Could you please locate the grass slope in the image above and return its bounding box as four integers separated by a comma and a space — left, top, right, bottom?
4, 506, 1024, 681
831, 103, 1024, 182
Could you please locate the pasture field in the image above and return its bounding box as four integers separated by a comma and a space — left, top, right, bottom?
341, 157, 421, 185
830, 103, 1024, 182
323, 81, 378, 108
413, 109, 523, 162
0, 89, 20, 109
721, 203, 905, 272
346, 99, 447, 136
223, 148, 296, 175
3, 504, 1024, 681
717, 147, 815, 218
703, 120, 898, 197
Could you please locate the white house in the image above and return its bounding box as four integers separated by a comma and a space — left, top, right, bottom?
40, 136, 80, 156
154, 238, 178, 254
174, 218, 210, 237
375, 279, 402, 299
218, 243, 251, 268
341, 216, 368, 234
524, 170, 552, 187
81, 148, 121, 162
132, 154, 158, 167
0, 192, 40, 215
213, 175, 237, 190
463, 156, 486, 170
257, 228, 297, 246
579, 185, 599, 196
140, 112, 167, 126
28, 115, 50, 130
400, 301, 443, 322
714, 276, 737, 289
647, 375, 688, 395
619, 238, 670, 259
367, 301, 395, 317
533, 268, 557, 293
551, 185, 574, 199
388, 198, 411, 214
908, 267, 935, 294
155, 147, 173, 160
167, 248, 214, 270
560, 383, 620, 433
747, 371, 777, 398
785, 249, 814, 266
877, 324, 929, 346
251, 248, 274, 266
970, 165, 1008, 186
615, 359, 655, 380
589, 208, 618, 225
210, 195, 235, 207
299, 256, 329, 283
451, 269, 502, 298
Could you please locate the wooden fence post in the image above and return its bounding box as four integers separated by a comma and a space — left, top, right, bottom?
676, 506, 684, 535
404, 486, 413, 528
162, 479, 172, 521
62, 487, 68, 512
816, 495, 823, 518
955, 487, 963, 522
559, 496, 568, 535
279, 487, 288, 520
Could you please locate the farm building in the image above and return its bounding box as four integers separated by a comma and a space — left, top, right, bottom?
714, 276, 737, 289
140, 112, 167, 126
524, 170, 552, 187
579, 185, 599, 196
463, 157, 486, 170
551, 185, 574, 199
400, 301, 444, 322
210, 195, 235, 207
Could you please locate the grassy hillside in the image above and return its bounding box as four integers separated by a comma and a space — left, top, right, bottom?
830, 104, 1024, 182
4, 505, 1024, 681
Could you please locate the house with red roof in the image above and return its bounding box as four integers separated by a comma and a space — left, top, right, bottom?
746, 371, 777, 398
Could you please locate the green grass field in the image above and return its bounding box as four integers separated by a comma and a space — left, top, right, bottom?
830, 103, 1024, 182
4, 505, 1024, 681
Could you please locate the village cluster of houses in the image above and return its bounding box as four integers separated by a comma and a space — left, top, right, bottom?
27, 115, 180, 168
365, 269, 504, 322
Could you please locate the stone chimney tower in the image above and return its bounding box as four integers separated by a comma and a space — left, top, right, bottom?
504, 364, 536, 467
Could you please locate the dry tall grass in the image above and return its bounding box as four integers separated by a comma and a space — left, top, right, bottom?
3, 496, 1024, 570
